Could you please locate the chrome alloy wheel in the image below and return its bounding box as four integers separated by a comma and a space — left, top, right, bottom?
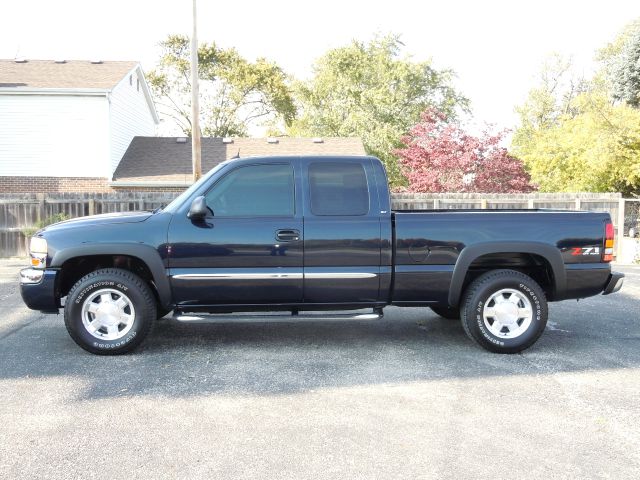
81, 288, 136, 341
483, 288, 533, 339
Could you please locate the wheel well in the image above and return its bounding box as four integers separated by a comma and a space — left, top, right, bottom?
58, 255, 160, 302
461, 252, 555, 300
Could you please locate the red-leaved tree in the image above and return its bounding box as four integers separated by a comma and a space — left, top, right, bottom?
395, 109, 535, 193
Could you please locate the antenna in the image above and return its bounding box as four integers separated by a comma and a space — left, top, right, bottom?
231, 149, 240, 159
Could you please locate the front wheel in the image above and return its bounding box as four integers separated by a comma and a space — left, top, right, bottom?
461, 269, 548, 354
64, 268, 156, 355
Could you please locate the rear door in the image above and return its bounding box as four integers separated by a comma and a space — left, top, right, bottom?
302, 158, 383, 304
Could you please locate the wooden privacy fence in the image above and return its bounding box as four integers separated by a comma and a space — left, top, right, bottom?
390, 192, 622, 212
0, 192, 177, 257
0, 191, 624, 257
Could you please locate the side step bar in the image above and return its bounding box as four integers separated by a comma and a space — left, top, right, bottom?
173, 309, 383, 323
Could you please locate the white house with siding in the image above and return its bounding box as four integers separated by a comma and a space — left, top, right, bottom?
0, 59, 158, 192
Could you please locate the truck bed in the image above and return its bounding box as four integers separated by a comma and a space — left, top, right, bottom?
390, 209, 612, 305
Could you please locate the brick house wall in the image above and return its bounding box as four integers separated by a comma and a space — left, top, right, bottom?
111, 185, 187, 193
0, 176, 112, 193
0, 176, 190, 193
0, 176, 192, 193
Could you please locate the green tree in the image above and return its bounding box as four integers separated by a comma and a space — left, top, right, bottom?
597, 18, 640, 93
513, 78, 640, 195
512, 54, 587, 158
147, 35, 296, 137
612, 29, 640, 107
288, 34, 468, 185
513, 24, 640, 196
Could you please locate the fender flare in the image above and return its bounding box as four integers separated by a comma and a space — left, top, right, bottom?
51, 243, 172, 308
448, 241, 566, 307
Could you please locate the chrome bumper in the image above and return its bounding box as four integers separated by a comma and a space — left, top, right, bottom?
19, 268, 45, 284
603, 272, 624, 295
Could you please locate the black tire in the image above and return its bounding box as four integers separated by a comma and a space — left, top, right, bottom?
64, 268, 156, 355
430, 305, 460, 320
460, 269, 547, 354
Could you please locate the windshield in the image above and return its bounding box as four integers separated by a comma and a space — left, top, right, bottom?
162, 162, 228, 213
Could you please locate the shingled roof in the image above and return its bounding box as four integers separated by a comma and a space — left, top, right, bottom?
0, 59, 138, 89
112, 137, 367, 184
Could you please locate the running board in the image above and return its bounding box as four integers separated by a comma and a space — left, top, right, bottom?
173, 310, 383, 323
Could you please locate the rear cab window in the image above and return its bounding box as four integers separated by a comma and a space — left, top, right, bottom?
308, 162, 370, 216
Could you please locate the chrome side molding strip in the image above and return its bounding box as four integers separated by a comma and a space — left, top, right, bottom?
304, 272, 377, 279
172, 273, 303, 280
172, 272, 378, 280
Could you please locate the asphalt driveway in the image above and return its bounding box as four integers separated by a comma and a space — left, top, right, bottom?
1, 258, 639, 479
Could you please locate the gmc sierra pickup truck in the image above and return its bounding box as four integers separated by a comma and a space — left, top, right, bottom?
20, 156, 624, 355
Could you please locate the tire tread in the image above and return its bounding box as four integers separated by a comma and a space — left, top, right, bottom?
460, 269, 547, 353
64, 268, 155, 355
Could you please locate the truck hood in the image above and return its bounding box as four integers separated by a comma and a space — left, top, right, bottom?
39, 211, 153, 234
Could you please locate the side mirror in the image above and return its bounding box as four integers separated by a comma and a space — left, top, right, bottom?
187, 196, 209, 219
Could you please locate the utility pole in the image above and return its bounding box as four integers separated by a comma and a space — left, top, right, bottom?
191, 0, 202, 181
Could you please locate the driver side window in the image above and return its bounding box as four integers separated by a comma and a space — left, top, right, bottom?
205, 163, 295, 217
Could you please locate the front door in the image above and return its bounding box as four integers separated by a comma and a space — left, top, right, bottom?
168, 161, 303, 307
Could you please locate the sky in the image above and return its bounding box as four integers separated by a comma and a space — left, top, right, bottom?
2, 0, 640, 134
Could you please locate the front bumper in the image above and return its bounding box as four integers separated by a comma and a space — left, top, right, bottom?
19, 268, 60, 313
603, 271, 624, 295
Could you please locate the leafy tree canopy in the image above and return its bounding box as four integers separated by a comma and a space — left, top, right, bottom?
288, 34, 468, 186
512, 20, 640, 196
598, 18, 640, 96
611, 28, 640, 108
147, 35, 296, 137
396, 109, 534, 193
514, 89, 640, 195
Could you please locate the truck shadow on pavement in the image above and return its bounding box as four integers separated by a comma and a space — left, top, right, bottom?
1, 285, 639, 401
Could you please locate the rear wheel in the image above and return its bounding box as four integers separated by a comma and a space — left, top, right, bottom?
64, 268, 156, 355
430, 305, 460, 320
460, 269, 547, 353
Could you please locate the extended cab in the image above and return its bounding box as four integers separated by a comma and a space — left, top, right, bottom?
20, 156, 624, 354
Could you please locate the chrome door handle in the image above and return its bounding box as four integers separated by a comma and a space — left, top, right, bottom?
276, 229, 300, 242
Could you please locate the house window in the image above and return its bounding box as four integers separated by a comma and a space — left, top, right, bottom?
129, 75, 132, 86
137, 78, 140, 91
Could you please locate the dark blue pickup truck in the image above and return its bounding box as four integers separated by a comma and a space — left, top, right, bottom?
20, 155, 624, 355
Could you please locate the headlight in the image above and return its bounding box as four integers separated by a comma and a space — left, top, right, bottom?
29, 237, 47, 268
30, 237, 47, 254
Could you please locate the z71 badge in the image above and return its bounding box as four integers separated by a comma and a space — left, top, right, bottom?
571, 247, 600, 256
